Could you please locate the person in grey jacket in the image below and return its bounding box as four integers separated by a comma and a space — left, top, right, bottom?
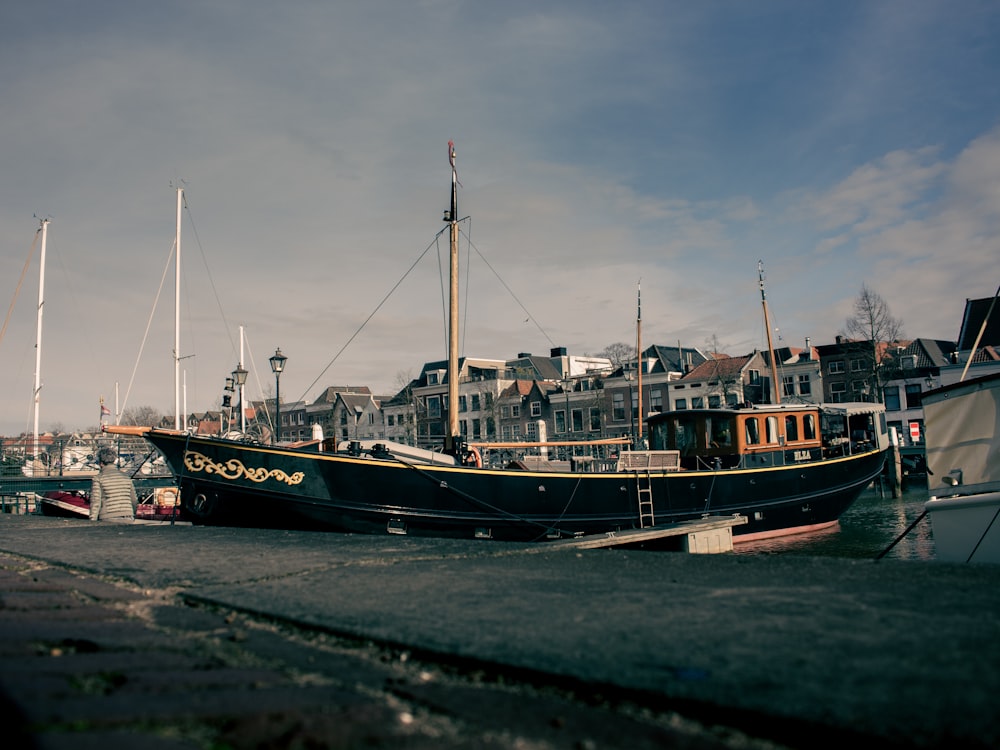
89, 446, 137, 522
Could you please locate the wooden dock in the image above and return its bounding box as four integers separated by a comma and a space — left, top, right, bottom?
532, 514, 748, 553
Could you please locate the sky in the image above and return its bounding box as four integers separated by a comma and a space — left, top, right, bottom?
2, 0, 999, 436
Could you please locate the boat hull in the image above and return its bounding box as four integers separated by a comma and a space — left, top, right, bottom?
925, 492, 1000, 564
145, 432, 885, 542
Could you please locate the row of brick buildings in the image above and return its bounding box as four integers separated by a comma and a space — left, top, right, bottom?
197, 296, 1000, 456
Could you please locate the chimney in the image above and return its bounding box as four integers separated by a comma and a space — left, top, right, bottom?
550, 346, 567, 357
804, 337, 811, 360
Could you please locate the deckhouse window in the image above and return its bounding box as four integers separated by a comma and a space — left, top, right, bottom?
766, 416, 779, 444
803, 414, 816, 440
784, 415, 799, 442
745, 417, 760, 445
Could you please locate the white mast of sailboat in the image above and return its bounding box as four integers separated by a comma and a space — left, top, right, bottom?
174, 187, 183, 430
445, 141, 460, 453
758, 260, 781, 404
32, 218, 49, 461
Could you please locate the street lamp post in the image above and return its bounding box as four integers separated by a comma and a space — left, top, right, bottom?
232, 364, 248, 434
222, 377, 234, 436
269, 348, 287, 444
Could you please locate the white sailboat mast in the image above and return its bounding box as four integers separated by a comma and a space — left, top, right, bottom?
32, 218, 49, 460
446, 141, 460, 449
174, 187, 183, 430
239, 325, 246, 433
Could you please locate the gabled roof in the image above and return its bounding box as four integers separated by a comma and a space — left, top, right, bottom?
643, 345, 708, 373
682, 353, 756, 381
505, 354, 564, 380
886, 338, 957, 369
957, 296, 1000, 351
335, 393, 377, 413
499, 380, 537, 399
313, 385, 371, 403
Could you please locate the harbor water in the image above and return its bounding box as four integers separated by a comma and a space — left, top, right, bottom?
735, 478, 936, 561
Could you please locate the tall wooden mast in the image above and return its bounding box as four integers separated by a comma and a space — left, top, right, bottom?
636, 281, 643, 443
445, 141, 460, 451
758, 260, 781, 404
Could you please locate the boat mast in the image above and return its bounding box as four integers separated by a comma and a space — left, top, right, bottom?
174, 186, 183, 430
445, 141, 460, 452
758, 260, 781, 404
960, 283, 1000, 382
32, 218, 49, 461
636, 281, 643, 444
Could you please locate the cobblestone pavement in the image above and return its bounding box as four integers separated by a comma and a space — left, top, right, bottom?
1, 515, 998, 750
0, 552, 782, 750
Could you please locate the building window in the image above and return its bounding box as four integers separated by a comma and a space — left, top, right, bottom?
387, 415, 395, 427
530, 401, 541, 417
850, 358, 866, 373
589, 407, 601, 432
691, 397, 704, 409
650, 389, 662, 413
883, 386, 900, 411
905, 384, 923, 409
511, 404, 520, 418
708, 395, 721, 408
798, 374, 811, 395
526, 422, 537, 439
783, 376, 795, 397
828, 361, 845, 374
471, 394, 481, 411
427, 396, 441, 418
472, 418, 481, 439
675, 398, 687, 410
427, 373, 439, 385
458, 395, 467, 412
831, 382, 846, 402
612, 393, 625, 421
555, 410, 566, 433
571, 409, 584, 432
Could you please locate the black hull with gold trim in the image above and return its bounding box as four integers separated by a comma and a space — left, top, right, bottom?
106, 417, 887, 542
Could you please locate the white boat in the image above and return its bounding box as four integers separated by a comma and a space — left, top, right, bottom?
923, 371, 1000, 564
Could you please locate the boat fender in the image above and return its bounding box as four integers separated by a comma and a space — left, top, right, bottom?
465, 447, 483, 468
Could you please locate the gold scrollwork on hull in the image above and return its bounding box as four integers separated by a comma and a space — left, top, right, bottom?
184, 451, 305, 485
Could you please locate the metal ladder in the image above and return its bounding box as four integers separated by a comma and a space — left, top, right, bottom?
636, 470, 656, 528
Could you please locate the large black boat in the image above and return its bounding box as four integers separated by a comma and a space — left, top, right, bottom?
106, 143, 887, 542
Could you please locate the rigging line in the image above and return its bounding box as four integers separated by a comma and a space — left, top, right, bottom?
119, 241, 175, 423
464, 230, 556, 347
0, 229, 39, 350
241, 331, 274, 435
437, 231, 448, 362
184, 201, 238, 361
392, 455, 568, 537
296, 230, 447, 402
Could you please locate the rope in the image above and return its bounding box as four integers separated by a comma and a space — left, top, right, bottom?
390, 453, 570, 538
0, 229, 39, 350
297, 230, 446, 401
119, 239, 175, 423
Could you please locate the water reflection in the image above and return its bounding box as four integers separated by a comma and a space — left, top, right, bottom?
735, 480, 937, 561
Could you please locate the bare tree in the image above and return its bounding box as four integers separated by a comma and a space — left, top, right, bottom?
120, 405, 164, 427
599, 342, 637, 371
843, 284, 904, 400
